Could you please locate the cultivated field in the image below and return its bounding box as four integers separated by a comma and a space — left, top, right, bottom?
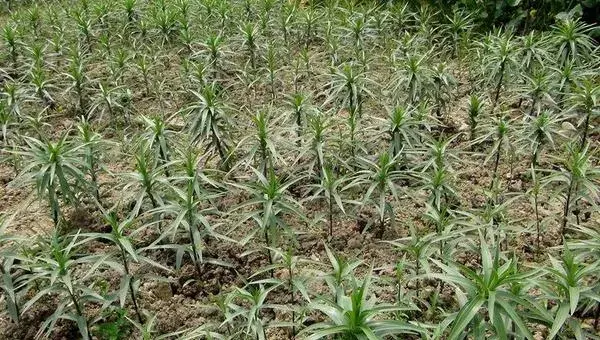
0, 0, 600, 339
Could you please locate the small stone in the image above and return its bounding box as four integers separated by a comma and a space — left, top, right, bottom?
347, 237, 362, 249
155, 281, 173, 300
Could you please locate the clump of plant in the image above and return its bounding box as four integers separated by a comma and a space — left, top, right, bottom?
12, 132, 86, 228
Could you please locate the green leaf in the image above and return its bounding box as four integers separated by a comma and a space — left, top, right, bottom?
360, 326, 379, 340
479, 231, 492, 284
1, 270, 18, 322
492, 310, 507, 339
75, 314, 90, 340
568, 286, 579, 315
120, 238, 138, 262
448, 296, 485, 340
568, 318, 585, 340
304, 325, 348, 340
292, 278, 311, 303
4, 292, 19, 322
496, 298, 534, 340
548, 302, 570, 340
488, 291, 496, 322
119, 274, 132, 308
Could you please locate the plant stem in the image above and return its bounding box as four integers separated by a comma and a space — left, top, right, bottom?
533, 190, 541, 253
119, 245, 143, 323
264, 226, 274, 277
157, 137, 170, 164
396, 278, 402, 307
529, 98, 537, 117
296, 109, 302, 146
145, 191, 162, 232
288, 264, 296, 338
415, 258, 420, 297
531, 147, 539, 169
187, 211, 202, 277
328, 195, 333, 239
561, 176, 574, 238
49, 184, 60, 229
594, 304, 600, 330
77, 85, 85, 114
88, 149, 101, 205
67, 287, 91, 340
377, 217, 385, 238
490, 61, 505, 117
580, 111, 591, 151
489, 139, 503, 196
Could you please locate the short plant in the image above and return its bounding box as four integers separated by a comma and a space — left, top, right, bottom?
12, 133, 86, 228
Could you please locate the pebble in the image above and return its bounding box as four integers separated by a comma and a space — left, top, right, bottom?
347, 236, 362, 249
155, 281, 173, 300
